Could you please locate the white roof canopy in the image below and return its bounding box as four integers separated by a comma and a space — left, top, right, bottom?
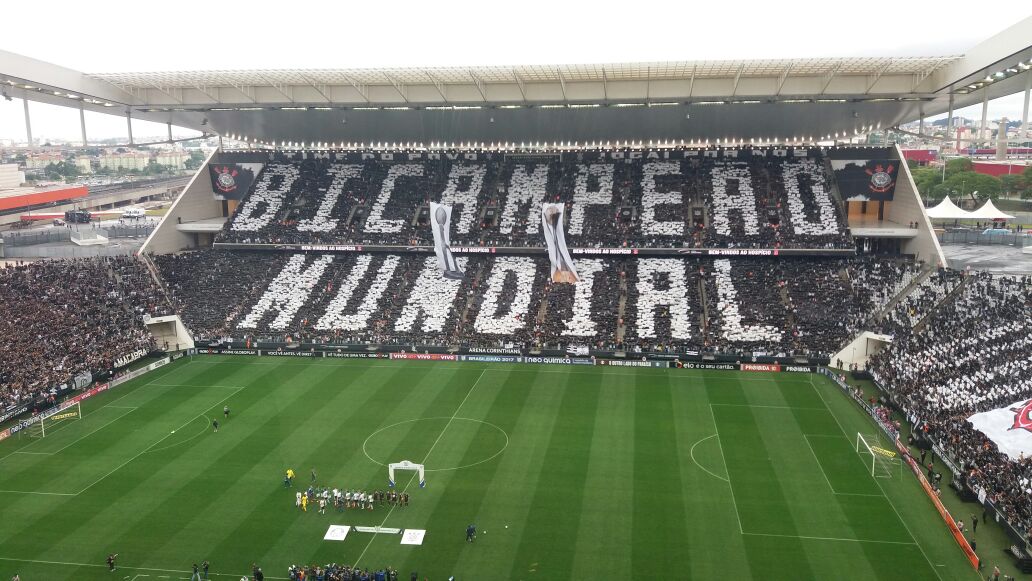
925, 197, 972, 219
967, 199, 1015, 220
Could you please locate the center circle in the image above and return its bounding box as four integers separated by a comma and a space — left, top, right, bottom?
362, 417, 509, 472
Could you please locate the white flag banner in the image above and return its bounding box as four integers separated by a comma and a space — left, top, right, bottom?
540, 203, 578, 283
967, 398, 1032, 461
429, 202, 464, 280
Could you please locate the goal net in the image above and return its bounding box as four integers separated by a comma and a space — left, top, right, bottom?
856, 432, 902, 479
24, 401, 82, 439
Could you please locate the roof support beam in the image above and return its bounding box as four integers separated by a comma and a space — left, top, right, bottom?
556, 67, 567, 102
468, 70, 488, 101
227, 82, 256, 103
255, 73, 294, 103
297, 72, 332, 103
865, 61, 892, 94
731, 64, 744, 97
775, 62, 793, 96
512, 70, 527, 102
193, 84, 220, 103
339, 73, 370, 103
146, 82, 182, 104
819, 62, 842, 95
384, 73, 409, 103
688, 64, 697, 98
425, 72, 449, 102
601, 67, 608, 101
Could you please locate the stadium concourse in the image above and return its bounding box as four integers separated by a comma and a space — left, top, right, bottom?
3, 144, 1032, 579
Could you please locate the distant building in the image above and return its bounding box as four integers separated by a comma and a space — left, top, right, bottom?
154, 151, 188, 170
24, 153, 65, 170
0, 164, 25, 189
73, 157, 93, 174
98, 152, 150, 171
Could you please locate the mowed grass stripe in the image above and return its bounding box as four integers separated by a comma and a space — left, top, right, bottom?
710, 381, 819, 580
506, 370, 601, 580
673, 375, 753, 580
11, 359, 319, 574
138, 361, 411, 570
210, 364, 469, 571
447, 369, 567, 578
630, 371, 691, 577
569, 373, 636, 579
377, 368, 536, 577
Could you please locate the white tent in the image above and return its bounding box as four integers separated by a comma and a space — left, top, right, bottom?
967, 199, 1015, 221
925, 197, 972, 219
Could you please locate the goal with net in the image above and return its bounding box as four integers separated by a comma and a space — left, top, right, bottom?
856, 432, 902, 479
22, 401, 82, 439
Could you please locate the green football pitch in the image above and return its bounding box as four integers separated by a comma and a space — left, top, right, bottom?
0, 357, 981, 580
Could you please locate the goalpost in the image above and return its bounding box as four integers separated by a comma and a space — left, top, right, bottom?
23, 401, 82, 439
388, 460, 426, 488
856, 433, 902, 479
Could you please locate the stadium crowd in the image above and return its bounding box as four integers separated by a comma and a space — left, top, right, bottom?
286, 562, 403, 581
153, 250, 915, 360
0, 257, 169, 412
870, 272, 1032, 535
216, 154, 851, 250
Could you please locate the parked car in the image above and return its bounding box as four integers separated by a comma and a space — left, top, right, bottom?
981, 228, 1012, 236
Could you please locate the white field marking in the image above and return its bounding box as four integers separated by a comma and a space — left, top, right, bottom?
73, 387, 244, 496
710, 403, 826, 410
0, 556, 287, 579
48, 407, 139, 455
193, 358, 814, 381
0, 489, 75, 496
361, 416, 509, 471
741, 531, 917, 545
0, 363, 183, 464
807, 375, 956, 581
352, 369, 488, 568
144, 415, 213, 454
689, 434, 729, 483
708, 404, 744, 534
146, 384, 248, 389
13, 451, 51, 455
801, 434, 884, 498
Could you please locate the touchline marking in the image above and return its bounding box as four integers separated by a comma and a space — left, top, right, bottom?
147, 384, 248, 389
0, 556, 287, 579
708, 404, 744, 534
352, 369, 488, 568
807, 375, 954, 581
741, 531, 917, 545
711, 403, 826, 410
0, 489, 75, 496
689, 434, 729, 482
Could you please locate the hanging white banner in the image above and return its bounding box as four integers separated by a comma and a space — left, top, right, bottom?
541, 203, 578, 283
429, 202, 464, 280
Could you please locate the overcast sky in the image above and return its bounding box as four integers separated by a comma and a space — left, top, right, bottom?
1, 0, 1030, 140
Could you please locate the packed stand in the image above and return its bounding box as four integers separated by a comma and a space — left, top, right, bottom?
0, 257, 167, 412
843, 257, 922, 335
216, 151, 852, 250
869, 272, 1032, 535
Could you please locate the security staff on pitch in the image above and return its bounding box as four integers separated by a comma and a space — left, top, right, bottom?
466, 524, 476, 542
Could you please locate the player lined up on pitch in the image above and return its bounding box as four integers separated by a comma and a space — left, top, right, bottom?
295, 486, 410, 513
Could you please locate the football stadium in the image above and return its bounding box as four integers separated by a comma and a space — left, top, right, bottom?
2, 7, 1032, 581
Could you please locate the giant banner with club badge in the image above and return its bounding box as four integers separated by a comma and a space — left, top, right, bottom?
541, 203, 578, 283
830, 159, 898, 202
209, 163, 263, 200
967, 398, 1032, 461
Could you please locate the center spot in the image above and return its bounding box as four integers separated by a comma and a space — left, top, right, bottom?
362, 417, 509, 472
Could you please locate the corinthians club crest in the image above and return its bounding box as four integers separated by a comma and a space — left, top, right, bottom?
1009, 399, 1032, 433
866, 163, 895, 194
212, 166, 239, 193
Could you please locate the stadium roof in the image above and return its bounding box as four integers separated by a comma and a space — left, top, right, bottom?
1, 17, 1030, 143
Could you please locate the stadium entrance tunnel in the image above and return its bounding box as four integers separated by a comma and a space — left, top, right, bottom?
362, 417, 509, 472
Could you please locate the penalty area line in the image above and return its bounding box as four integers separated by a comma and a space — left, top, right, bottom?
0, 556, 288, 579
741, 531, 917, 545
